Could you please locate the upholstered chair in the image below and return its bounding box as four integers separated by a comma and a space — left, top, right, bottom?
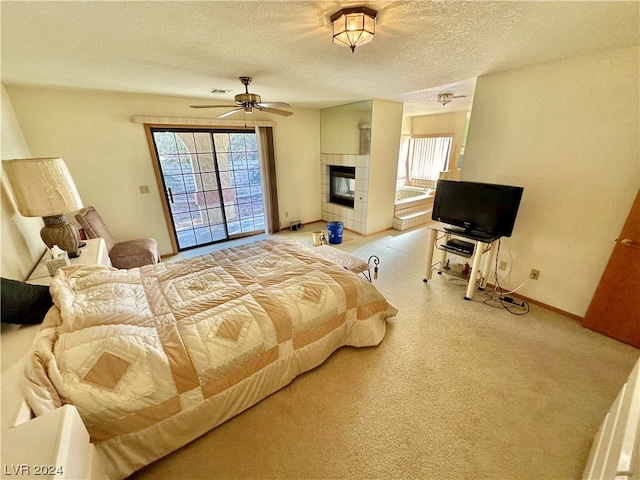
75, 206, 159, 269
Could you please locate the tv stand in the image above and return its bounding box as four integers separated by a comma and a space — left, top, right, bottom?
424, 226, 501, 300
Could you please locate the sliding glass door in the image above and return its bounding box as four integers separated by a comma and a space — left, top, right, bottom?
150, 128, 264, 251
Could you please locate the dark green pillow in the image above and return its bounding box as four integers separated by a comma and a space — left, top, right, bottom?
1, 278, 53, 324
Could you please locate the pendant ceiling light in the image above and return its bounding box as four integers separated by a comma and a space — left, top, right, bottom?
331, 7, 377, 53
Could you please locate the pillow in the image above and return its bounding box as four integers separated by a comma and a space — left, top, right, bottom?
1, 278, 53, 324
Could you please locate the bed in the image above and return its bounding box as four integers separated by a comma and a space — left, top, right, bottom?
20, 238, 397, 479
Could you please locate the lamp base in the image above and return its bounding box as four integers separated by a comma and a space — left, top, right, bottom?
41, 214, 81, 258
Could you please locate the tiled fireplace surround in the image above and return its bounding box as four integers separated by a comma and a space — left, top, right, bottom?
321, 153, 370, 235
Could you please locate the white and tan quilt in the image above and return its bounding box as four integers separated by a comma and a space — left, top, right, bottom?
22, 238, 397, 479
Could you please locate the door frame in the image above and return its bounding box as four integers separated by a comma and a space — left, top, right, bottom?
144, 123, 260, 255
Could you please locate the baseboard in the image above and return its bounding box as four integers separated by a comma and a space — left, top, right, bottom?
486, 283, 583, 322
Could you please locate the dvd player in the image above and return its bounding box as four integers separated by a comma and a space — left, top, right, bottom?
444, 238, 474, 255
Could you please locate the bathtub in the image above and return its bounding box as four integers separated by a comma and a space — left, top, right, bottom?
395, 186, 433, 204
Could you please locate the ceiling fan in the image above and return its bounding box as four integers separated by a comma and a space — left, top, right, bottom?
437, 92, 468, 106
190, 77, 293, 118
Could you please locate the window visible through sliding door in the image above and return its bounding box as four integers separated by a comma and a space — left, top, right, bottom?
150, 128, 264, 251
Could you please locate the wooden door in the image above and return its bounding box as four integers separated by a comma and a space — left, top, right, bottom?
583, 189, 640, 348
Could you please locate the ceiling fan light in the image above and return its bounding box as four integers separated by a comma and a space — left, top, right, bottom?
235, 92, 261, 104
191, 77, 293, 117
331, 7, 377, 53
437, 93, 454, 106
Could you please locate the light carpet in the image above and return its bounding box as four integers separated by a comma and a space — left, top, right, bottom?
130, 223, 639, 480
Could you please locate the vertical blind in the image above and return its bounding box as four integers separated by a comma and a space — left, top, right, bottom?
407, 135, 453, 181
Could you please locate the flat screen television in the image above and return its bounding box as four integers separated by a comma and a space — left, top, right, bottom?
432, 180, 524, 239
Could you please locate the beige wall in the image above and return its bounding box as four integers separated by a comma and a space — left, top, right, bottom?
272, 109, 321, 226
400, 116, 413, 136
367, 99, 404, 234
4, 86, 321, 255
463, 45, 639, 316
1, 85, 45, 280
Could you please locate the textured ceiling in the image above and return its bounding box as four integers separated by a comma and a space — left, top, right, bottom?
1, 1, 638, 116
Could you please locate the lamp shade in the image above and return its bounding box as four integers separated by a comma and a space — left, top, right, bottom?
3, 157, 83, 217
331, 7, 377, 52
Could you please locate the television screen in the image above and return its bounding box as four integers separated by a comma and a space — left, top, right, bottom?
431, 180, 524, 238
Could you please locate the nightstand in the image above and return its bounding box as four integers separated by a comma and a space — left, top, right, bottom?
2, 404, 107, 479
5, 238, 110, 479
27, 238, 110, 286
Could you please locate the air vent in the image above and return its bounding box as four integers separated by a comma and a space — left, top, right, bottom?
209, 88, 232, 94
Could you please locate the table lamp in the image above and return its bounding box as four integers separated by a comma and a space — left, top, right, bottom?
4, 157, 84, 257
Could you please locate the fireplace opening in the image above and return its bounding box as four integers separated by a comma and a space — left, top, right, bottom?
329, 165, 356, 208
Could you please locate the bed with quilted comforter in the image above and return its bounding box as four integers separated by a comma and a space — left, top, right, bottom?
22, 238, 397, 479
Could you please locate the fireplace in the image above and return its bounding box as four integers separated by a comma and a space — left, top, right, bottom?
329, 165, 356, 208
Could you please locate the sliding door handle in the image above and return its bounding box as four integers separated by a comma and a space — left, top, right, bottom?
167, 188, 174, 203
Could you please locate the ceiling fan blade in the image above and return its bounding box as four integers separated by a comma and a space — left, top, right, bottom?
217, 108, 243, 118
256, 106, 293, 116
257, 102, 292, 108
190, 104, 239, 109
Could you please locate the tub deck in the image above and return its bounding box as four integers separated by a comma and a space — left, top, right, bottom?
393, 189, 435, 231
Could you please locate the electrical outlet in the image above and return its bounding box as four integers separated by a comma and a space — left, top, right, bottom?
498, 260, 507, 271
139, 185, 150, 194
530, 269, 540, 280
285, 211, 289, 218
